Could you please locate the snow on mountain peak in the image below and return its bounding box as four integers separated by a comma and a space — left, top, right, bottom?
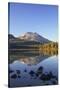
18, 32, 50, 43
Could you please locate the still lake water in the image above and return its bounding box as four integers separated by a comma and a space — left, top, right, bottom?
9, 53, 58, 87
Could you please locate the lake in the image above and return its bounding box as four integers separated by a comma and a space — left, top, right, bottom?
8, 52, 58, 87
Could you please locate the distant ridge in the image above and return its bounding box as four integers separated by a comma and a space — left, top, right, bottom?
8, 34, 15, 39
18, 32, 51, 43
8, 32, 52, 43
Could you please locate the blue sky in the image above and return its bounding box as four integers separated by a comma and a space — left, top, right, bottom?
9, 3, 58, 42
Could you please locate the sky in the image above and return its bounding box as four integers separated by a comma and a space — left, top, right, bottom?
8, 3, 58, 42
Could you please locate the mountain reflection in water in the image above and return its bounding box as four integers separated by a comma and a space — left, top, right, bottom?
9, 51, 58, 87
10, 55, 51, 65
9, 50, 57, 64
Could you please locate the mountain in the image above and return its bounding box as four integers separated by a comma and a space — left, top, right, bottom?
8, 32, 52, 44
18, 32, 51, 43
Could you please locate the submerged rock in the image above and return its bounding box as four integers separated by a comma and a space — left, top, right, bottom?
35, 73, 39, 77
24, 69, 27, 72
35, 66, 43, 77
11, 74, 17, 79
18, 75, 21, 78
29, 70, 35, 77
9, 70, 14, 73
16, 70, 21, 75
40, 73, 51, 81
38, 66, 43, 71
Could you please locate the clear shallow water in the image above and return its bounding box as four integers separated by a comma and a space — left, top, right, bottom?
9, 55, 58, 87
